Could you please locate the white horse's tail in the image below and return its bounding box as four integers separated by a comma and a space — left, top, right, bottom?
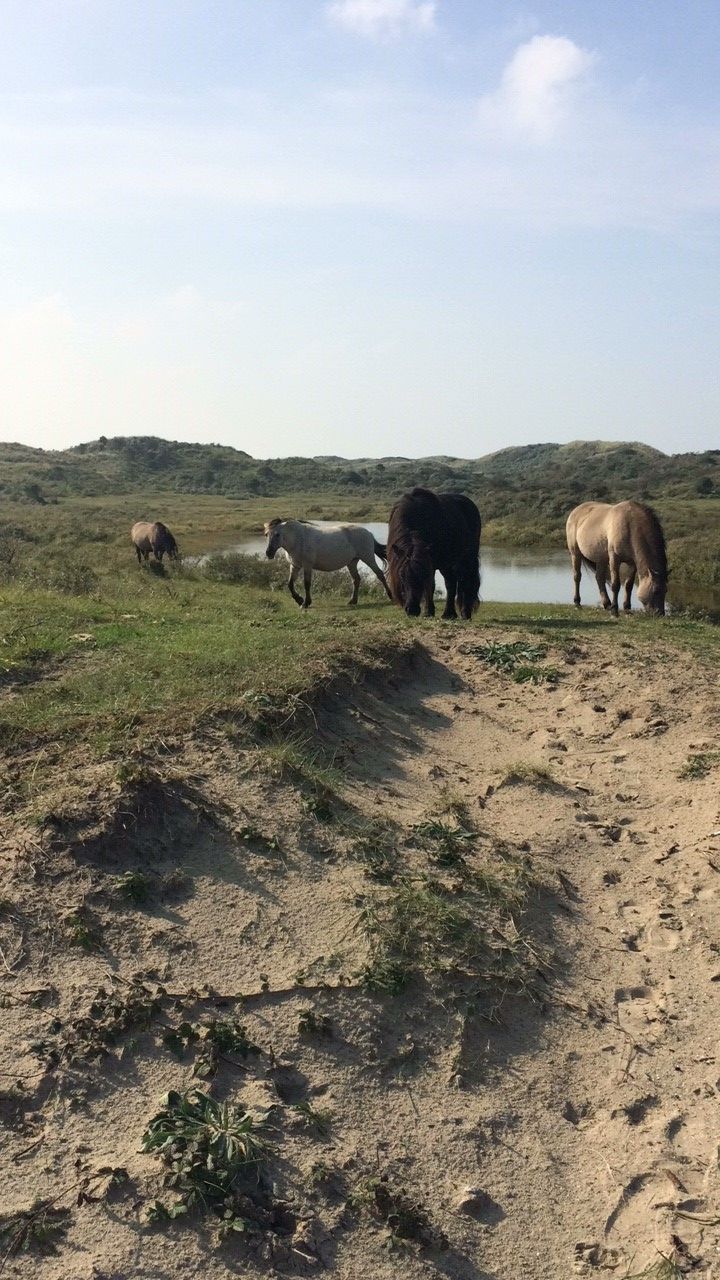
373, 538, 387, 565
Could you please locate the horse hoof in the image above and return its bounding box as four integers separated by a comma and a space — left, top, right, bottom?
347, 600, 358, 607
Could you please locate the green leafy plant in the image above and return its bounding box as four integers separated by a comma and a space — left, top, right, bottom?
141, 1089, 268, 1223
163, 1021, 200, 1058
298, 1009, 332, 1039
471, 640, 559, 684
195, 1019, 262, 1079
65, 914, 101, 951
113, 870, 152, 904
290, 1102, 332, 1138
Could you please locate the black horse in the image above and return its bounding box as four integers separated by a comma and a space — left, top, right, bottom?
387, 488, 481, 619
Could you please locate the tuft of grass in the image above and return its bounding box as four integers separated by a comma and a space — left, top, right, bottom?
351, 824, 400, 883
359, 862, 534, 1001
501, 760, 555, 788
0, 1202, 72, 1258
411, 819, 478, 868
141, 1089, 268, 1224
259, 737, 344, 799
679, 750, 720, 780
623, 1258, 683, 1280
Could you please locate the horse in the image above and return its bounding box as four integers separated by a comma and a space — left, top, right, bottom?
264, 519, 392, 609
565, 500, 668, 616
386, 487, 481, 619
131, 521, 179, 565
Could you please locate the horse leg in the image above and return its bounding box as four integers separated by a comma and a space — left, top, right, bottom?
623, 568, 636, 612
608, 553, 621, 616
457, 553, 480, 619
302, 569, 312, 610
594, 560, 612, 610
441, 569, 458, 619
423, 576, 436, 617
347, 559, 361, 606
361, 554, 393, 600
288, 564, 304, 606
135, 547, 142, 566
571, 550, 582, 607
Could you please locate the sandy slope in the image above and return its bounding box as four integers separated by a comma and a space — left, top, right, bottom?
2, 624, 720, 1278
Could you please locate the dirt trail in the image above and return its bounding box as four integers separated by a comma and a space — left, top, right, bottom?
3, 625, 720, 1278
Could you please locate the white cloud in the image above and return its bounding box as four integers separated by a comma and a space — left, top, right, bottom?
479, 34, 595, 142
326, 0, 436, 40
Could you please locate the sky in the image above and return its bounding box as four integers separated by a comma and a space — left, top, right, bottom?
0, 0, 719, 459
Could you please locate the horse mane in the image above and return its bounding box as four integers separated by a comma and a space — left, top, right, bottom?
386, 530, 432, 606
637, 503, 668, 579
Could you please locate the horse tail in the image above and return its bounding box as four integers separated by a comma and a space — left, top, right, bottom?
373, 538, 387, 565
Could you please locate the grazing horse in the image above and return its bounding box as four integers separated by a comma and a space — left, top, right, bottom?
131, 521, 179, 565
264, 519, 392, 609
566, 500, 667, 616
386, 488, 481, 619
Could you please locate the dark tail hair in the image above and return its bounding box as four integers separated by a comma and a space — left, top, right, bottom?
373, 538, 387, 564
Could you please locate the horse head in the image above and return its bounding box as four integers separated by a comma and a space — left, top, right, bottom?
638, 570, 666, 616
388, 532, 434, 616
264, 518, 286, 560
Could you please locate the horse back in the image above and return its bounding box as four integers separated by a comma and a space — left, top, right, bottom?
389, 489, 480, 562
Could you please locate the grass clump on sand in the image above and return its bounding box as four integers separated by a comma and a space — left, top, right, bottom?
501, 760, 556, 788
623, 1258, 683, 1280
141, 1089, 268, 1229
359, 858, 534, 1003
411, 818, 479, 868
679, 750, 720, 780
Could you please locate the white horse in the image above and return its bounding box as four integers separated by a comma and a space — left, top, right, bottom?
264, 519, 392, 608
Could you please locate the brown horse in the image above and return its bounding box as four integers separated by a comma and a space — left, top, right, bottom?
131, 521, 179, 565
387, 487, 481, 619
566, 500, 667, 615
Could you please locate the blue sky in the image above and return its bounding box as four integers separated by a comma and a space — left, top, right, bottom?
1, 0, 718, 458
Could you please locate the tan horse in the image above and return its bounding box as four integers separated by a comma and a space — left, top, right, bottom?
131, 521, 179, 565
566, 501, 667, 616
